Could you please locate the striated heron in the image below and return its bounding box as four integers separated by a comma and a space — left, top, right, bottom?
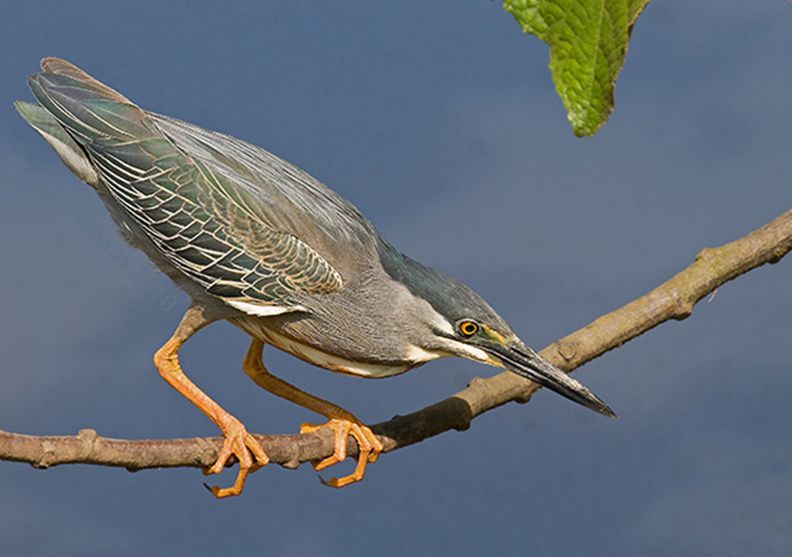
15, 58, 614, 498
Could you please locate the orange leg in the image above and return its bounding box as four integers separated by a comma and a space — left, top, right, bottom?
154, 306, 268, 498
242, 338, 383, 488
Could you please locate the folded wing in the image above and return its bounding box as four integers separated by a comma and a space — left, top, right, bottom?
25, 58, 343, 316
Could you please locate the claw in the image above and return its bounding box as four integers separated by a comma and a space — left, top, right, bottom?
300, 418, 383, 488
204, 417, 269, 498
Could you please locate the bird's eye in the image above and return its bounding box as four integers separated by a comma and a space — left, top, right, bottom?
458, 320, 479, 338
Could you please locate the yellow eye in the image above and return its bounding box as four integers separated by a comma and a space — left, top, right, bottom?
458, 320, 479, 337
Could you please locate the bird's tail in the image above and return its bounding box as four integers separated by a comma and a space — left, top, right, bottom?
15, 57, 157, 186
14, 98, 99, 186
25, 57, 153, 146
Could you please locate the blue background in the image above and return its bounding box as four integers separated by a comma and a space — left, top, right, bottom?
1, 2, 790, 555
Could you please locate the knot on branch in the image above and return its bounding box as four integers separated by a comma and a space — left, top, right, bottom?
32, 442, 56, 469
695, 247, 715, 262
512, 390, 535, 405
557, 340, 578, 363
769, 246, 787, 264
77, 428, 98, 457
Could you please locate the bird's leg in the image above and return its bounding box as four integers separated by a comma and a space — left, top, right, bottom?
154, 306, 268, 498
242, 339, 383, 488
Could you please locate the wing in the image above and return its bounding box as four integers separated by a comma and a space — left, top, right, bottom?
28, 58, 343, 316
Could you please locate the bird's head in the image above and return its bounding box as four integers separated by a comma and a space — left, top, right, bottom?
413, 272, 615, 418
380, 246, 614, 417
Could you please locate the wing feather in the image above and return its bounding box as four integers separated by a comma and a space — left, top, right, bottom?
28, 59, 343, 315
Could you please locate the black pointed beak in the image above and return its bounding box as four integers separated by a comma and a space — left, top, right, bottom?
485, 342, 616, 418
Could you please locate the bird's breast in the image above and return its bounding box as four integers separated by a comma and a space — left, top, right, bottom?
230, 315, 427, 378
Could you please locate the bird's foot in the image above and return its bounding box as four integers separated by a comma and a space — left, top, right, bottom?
204, 416, 269, 498
300, 418, 383, 488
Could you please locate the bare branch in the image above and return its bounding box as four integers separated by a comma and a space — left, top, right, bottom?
1, 209, 791, 473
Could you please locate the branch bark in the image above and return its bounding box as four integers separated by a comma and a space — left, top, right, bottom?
2, 209, 791, 473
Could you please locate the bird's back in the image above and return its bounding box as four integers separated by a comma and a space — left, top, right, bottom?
149, 113, 374, 246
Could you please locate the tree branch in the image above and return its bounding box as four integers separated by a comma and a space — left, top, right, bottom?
2, 209, 791, 473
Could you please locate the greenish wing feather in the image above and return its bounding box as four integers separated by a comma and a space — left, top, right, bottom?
30, 67, 342, 315
90, 135, 343, 314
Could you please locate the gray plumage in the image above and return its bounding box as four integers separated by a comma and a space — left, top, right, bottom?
17, 57, 614, 415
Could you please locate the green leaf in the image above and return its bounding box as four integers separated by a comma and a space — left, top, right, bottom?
503, 0, 649, 136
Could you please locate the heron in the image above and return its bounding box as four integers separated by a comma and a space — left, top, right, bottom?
15, 58, 614, 498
